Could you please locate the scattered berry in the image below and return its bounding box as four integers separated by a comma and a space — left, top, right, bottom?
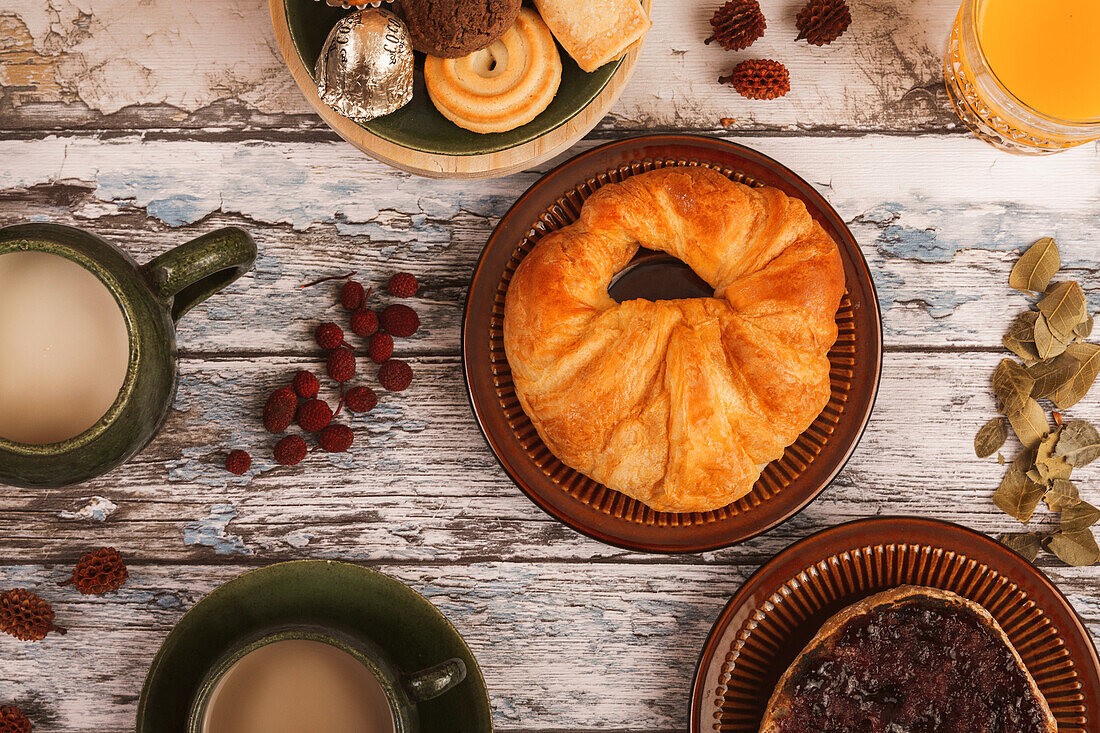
344, 386, 378, 413
291, 370, 320, 399
327, 347, 356, 383
0, 705, 31, 733
368, 332, 394, 364
350, 308, 379, 338
380, 304, 420, 337
296, 399, 334, 433
225, 450, 252, 475
319, 424, 354, 453
340, 280, 367, 310
61, 547, 128, 595
388, 272, 419, 298
263, 387, 298, 434
274, 435, 308, 466
0, 589, 65, 642
314, 322, 345, 350
378, 359, 413, 392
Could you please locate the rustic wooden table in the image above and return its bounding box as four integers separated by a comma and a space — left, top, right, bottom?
2, 1, 1099, 731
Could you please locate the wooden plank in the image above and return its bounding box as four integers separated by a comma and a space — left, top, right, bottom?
1, 351, 1095, 564
1, 135, 1097, 351
2, 562, 1099, 732
2, 0, 962, 133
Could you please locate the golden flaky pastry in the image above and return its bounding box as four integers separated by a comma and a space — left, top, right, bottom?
503, 167, 844, 513
533, 0, 651, 72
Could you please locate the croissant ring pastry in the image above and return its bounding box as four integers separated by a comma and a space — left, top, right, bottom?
424, 8, 561, 134
503, 167, 845, 513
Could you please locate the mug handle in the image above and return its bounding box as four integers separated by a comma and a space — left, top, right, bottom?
143, 227, 257, 322
403, 658, 467, 703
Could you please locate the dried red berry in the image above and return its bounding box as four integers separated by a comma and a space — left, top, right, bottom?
291, 370, 320, 399
706, 0, 766, 50
378, 359, 413, 392
319, 424, 354, 453
327, 347, 356, 383
296, 399, 334, 432
0, 705, 31, 733
368, 332, 394, 364
0, 589, 65, 641
351, 308, 379, 338
380, 304, 420, 338
314, 322, 345, 350
263, 387, 298, 434
274, 435, 308, 466
225, 450, 251, 475
388, 272, 419, 298
344, 386, 378, 413
719, 59, 791, 100
795, 0, 851, 45
340, 281, 367, 310
61, 547, 128, 595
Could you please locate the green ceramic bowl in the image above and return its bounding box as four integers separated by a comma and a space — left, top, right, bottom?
283, 0, 623, 155
137, 560, 492, 733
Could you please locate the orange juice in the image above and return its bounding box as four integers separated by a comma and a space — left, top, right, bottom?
979, 0, 1100, 122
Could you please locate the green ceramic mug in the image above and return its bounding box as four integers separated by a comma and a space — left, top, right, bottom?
187, 625, 468, 733
0, 222, 257, 488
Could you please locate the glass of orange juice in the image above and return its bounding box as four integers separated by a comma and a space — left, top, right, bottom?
945, 0, 1100, 154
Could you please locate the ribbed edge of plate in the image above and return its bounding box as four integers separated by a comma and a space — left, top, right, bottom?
489, 158, 855, 526
713, 542, 1088, 731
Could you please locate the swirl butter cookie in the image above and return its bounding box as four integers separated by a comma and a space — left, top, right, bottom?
424, 8, 562, 134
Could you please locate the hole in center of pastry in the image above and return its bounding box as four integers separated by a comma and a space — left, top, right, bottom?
469, 41, 509, 79
607, 249, 715, 303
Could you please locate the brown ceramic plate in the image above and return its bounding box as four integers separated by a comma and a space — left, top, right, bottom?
690, 517, 1100, 732
463, 135, 883, 553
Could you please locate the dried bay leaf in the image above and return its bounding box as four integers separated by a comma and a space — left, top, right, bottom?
1044, 479, 1080, 510
1054, 420, 1100, 467
1003, 311, 1042, 365
998, 532, 1042, 562
1038, 281, 1087, 341
1006, 397, 1050, 449
1035, 429, 1072, 483
1047, 529, 1100, 566
1033, 314, 1068, 360
1061, 501, 1100, 532
1052, 343, 1100, 409
1075, 314, 1094, 341
993, 451, 1046, 522
1027, 351, 1081, 400
975, 417, 1008, 458
992, 359, 1035, 415
1009, 237, 1060, 293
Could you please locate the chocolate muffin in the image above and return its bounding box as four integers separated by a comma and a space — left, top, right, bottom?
400, 0, 521, 58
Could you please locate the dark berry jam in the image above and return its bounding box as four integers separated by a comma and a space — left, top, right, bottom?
769, 597, 1051, 733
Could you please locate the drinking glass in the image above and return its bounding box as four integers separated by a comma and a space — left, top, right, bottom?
945, 0, 1100, 154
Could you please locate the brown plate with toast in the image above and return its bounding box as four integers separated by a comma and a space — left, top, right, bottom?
690, 517, 1100, 731
462, 135, 882, 552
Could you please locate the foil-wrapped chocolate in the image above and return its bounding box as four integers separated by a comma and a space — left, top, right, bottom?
315, 8, 414, 124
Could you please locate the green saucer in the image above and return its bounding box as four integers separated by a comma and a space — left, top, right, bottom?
137, 560, 492, 732
283, 0, 623, 156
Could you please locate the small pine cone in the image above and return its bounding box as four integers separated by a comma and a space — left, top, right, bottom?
61, 547, 128, 595
0, 705, 31, 733
706, 0, 766, 51
795, 0, 851, 45
719, 59, 790, 100
0, 589, 65, 642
